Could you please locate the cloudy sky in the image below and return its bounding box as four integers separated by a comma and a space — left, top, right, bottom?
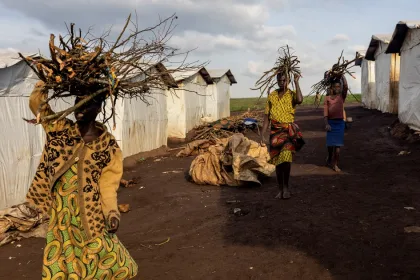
0, 0, 418, 97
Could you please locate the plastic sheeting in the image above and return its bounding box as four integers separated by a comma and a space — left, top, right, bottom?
374, 43, 392, 112
205, 75, 232, 121
188, 134, 275, 186
119, 90, 168, 157
205, 75, 231, 122
0, 61, 43, 210
398, 29, 420, 130
0, 60, 168, 210
167, 73, 207, 138
374, 42, 400, 113
361, 59, 376, 109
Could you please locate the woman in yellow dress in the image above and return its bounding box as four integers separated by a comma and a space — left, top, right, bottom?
26, 81, 138, 279
261, 73, 304, 199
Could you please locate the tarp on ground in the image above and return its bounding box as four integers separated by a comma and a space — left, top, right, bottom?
188, 134, 275, 186
0, 203, 47, 246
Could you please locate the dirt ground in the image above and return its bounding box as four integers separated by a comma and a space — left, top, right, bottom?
1, 105, 420, 280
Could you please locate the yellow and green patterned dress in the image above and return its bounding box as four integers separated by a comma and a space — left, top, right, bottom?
42, 164, 138, 280
265, 89, 303, 165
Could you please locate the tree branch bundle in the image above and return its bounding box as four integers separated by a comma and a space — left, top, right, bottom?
308, 50, 361, 98
251, 45, 301, 97
20, 13, 206, 127
191, 110, 264, 141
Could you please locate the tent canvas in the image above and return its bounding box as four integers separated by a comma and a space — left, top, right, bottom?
0, 56, 171, 210
205, 69, 237, 122
386, 21, 420, 131
365, 34, 400, 114
167, 68, 213, 139
356, 51, 376, 109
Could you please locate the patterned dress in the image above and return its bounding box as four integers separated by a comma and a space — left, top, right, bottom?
265, 89, 303, 165
42, 164, 138, 280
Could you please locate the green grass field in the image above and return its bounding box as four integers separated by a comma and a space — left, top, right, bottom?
230, 94, 361, 112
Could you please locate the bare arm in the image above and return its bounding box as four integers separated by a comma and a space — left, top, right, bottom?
261, 99, 271, 145
262, 114, 269, 137
341, 75, 348, 101
294, 76, 303, 105
323, 97, 330, 130
294, 82, 303, 104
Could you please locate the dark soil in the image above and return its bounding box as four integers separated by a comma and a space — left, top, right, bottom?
1, 105, 420, 280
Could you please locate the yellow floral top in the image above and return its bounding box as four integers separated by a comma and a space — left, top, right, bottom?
264, 89, 297, 123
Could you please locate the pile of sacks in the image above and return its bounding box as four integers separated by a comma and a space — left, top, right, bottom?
0, 203, 47, 246
177, 133, 275, 186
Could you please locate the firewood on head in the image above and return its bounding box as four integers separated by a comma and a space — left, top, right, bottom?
250, 45, 301, 99
305, 50, 362, 107
19, 13, 207, 127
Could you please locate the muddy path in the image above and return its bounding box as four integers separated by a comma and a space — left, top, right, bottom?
1, 105, 420, 279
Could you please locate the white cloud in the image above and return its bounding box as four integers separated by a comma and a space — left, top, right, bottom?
345, 44, 366, 57
329, 34, 350, 44
170, 31, 244, 54
0, 0, 363, 97
243, 60, 268, 79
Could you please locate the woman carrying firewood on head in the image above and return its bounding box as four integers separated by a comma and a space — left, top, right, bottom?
325, 64, 349, 119
261, 73, 305, 199
26, 81, 138, 279
324, 78, 347, 172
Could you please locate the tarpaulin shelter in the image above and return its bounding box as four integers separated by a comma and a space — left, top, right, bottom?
365, 34, 400, 114
205, 69, 237, 122
0, 53, 175, 210
386, 21, 420, 131
355, 50, 376, 109
167, 67, 213, 140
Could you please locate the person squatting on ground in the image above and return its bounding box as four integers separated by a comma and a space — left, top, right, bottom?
324, 79, 348, 172
26, 81, 138, 279
261, 73, 305, 199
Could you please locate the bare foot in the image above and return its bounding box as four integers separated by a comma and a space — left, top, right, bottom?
282, 188, 291, 199
325, 157, 332, 167
332, 165, 341, 172
275, 192, 282, 199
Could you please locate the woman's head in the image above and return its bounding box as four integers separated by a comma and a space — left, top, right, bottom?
74, 94, 106, 123
331, 81, 341, 95
276, 73, 288, 89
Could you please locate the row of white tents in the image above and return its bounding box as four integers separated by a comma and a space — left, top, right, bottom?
0, 53, 236, 209
356, 21, 420, 131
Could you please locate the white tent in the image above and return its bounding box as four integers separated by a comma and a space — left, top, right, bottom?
103, 63, 175, 157
0, 53, 49, 209
205, 69, 237, 122
167, 67, 213, 139
355, 50, 376, 109
365, 34, 400, 114
386, 21, 420, 131
0, 54, 173, 210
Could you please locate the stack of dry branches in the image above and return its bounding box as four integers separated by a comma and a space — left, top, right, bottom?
251, 45, 301, 97
191, 110, 264, 141
21, 13, 205, 127
308, 50, 361, 105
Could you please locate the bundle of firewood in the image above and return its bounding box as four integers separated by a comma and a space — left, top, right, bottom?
21, 13, 205, 127
251, 45, 301, 97
308, 51, 361, 98
191, 111, 264, 141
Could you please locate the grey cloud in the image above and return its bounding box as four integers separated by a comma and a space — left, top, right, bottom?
0, 1, 267, 38
30, 28, 46, 37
